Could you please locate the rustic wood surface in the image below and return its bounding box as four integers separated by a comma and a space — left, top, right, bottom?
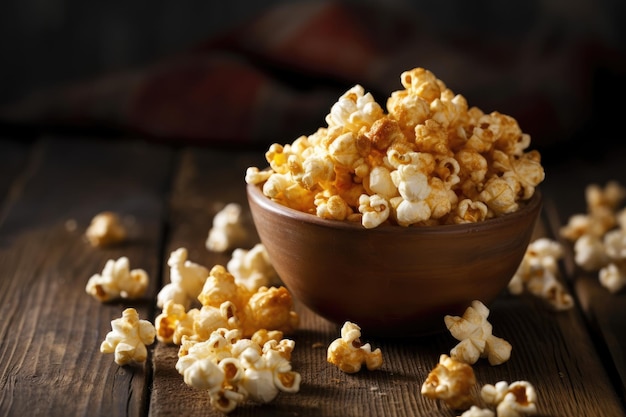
0, 136, 625, 417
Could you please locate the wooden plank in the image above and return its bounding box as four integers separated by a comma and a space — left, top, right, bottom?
540, 146, 626, 409
0, 136, 173, 417
150, 146, 625, 416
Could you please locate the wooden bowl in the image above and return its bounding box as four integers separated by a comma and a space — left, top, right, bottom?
247, 183, 542, 336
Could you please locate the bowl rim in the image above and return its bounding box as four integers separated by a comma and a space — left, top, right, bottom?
247, 181, 543, 234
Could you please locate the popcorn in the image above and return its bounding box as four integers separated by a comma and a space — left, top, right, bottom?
599, 261, 626, 293
421, 353, 476, 410
206, 203, 248, 252
175, 328, 300, 413
481, 380, 538, 417
100, 308, 156, 366
560, 180, 626, 293
85, 256, 148, 302
227, 243, 281, 291
157, 247, 209, 309
327, 321, 383, 373
246, 67, 544, 228
458, 406, 495, 417
155, 300, 192, 344
85, 211, 127, 247
509, 238, 574, 310
444, 300, 512, 366
160, 265, 299, 344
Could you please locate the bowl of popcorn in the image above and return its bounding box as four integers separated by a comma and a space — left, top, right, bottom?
246, 67, 545, 336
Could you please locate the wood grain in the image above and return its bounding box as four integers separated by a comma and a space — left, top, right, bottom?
0, 137, 173, 417
1, 138, 625, 417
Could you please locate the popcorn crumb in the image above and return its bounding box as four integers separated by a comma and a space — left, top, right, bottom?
327, 321, 383, 373
86, 211, 127, 247
86, 256, 148, 302
421, 353, 476, 410
445, 300, 512, 366
100, 308, 156, 366
206, 203, 248, 252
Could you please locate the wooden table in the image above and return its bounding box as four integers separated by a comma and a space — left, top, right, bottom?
1, 136, 624, 417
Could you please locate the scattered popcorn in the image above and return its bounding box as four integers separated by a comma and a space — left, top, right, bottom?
156, 247, 209, 310
85, 256, 148, 302
458, 406, 495, 417
226, 243, 281, 291
175, 328, 300, 413
481, 380, 538, 417
509, 238, 574, 310
444, 300, 512, 366
85, 211, 127, 247
158, 265, 299, 344
327, 321, 383, 373
421, 353, 476, 410
206, 203, 248, 252
100, 308, 156, 366
246, 67, 544, 227
560, 180, 626, 293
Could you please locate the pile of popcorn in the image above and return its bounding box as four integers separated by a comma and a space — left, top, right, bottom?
560, 180, 626, 293
246, 67, 545, 228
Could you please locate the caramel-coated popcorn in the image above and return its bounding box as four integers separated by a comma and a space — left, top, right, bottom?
85, 211, 127, 247
246, 67, 544, 228
327, 321, 383, 373
421, 353, 476, 410
157, 265, 299, 344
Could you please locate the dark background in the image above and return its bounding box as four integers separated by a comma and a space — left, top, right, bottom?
1, 0, 625, 161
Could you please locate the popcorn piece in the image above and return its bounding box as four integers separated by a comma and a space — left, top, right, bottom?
241, 286, 300, 337
481, 380, 538, 417
246, 67, 544, 228
327, 321, 383, 373
206, 203, 248, 252
85, 211, 127, 247
358, 193, 391, 228
176, 328, 300, 413
599, 261, 626, 293
421, 353, 476, 410
155, 300, 190, 344
445, 300, 512, 366
157, 247, 209, 309
509, 238, 574, 310
458, 406, 495, 417
227, 243, 281, 291
86, 256, 148, 302
574, 234, 610, 272
100, 308, 156, 366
